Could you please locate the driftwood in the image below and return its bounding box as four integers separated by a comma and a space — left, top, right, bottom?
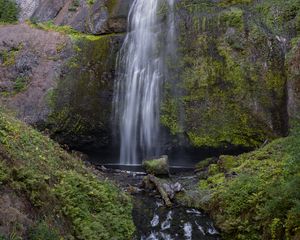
144, 175, 172, 207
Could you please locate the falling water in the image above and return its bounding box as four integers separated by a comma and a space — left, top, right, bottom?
114, 0, 175, 165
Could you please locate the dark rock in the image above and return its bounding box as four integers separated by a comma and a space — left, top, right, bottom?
172, 182, 183, 193
32, 0, 67, 22
225, 171, 238, 179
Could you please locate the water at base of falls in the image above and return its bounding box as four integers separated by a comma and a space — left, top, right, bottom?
133, 189, 220, 240
101, 168, 221, 240
113, 0, 176, 165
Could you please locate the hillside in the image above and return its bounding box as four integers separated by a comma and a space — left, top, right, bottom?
0, 108, 135, 240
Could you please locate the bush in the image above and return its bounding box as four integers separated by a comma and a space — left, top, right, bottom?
0, 0, 18, 23
200, 134, 300, 239
0, 110, 135, 239
29, 222, 60, 240
54, 171, 135, 240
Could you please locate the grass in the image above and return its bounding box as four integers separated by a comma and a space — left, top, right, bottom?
26, 20, 105, 41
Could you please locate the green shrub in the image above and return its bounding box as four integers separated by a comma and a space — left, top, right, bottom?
200, 134, 300, 239
0, 110, 135, 239
0, 0, 18, 23
54, 171, 135, 240
13, 76, 29, 93
29, 222, 60, 240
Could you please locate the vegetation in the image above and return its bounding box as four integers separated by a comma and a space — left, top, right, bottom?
161, 0, 290, 149
27, 20, 103, 41
0, 0, 18, 23
195, 132, 300, 239
0, 45, 22, 67
0, 108, 135, 239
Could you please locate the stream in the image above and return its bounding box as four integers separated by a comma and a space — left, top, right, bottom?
99, 167, 221, 240
133, 193, 220, 240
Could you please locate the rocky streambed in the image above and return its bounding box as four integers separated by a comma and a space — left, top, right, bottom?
98, 167, 221, 240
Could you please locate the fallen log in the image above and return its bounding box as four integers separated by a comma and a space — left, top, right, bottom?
143, 175, 172, 207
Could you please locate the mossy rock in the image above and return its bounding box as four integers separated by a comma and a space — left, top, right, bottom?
218, 155, 238, 171
195, 157, 218, 172
142, 156, 170, 176
208, 164, 220, 176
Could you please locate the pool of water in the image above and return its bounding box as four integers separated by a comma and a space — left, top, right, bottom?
100, 168, 221, 240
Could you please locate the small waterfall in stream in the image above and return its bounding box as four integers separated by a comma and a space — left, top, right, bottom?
114, 0, 176, 165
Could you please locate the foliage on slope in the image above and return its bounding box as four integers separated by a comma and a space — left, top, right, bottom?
0, 108, 135, 240
197, 132, 300, 239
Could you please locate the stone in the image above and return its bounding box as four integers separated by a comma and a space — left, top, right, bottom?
162, 183, 174, 199
172, 182, 183, 193
142, 155, 169, 176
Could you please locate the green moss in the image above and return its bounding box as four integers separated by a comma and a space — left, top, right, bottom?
0, 160, 9, 184
46, 35, 115, 144
254, 0, 300, 35
27, 20, 105, 41
54, 171, 135, 240
208, 164, 220, 175
195, 157, 217, 171
219, 7, 244, 29
219, 0, 253, 7
161, 98, 183, 135
197, 134, 300, 239
162, 0, 288, 149
68, 0, 80, 11
142, 157, 169, 176
0, 109, 135, 239
86, 0, 94, 6
106, 0, 118, 14
0, 44, 22, 66
218, 155, 238, 171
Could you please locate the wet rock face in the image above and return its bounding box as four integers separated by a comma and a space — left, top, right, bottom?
17, 0, 133, 35
0, 23, 124, 151
287, 43, 300, 128
15, 0, 40, 22
45, 34, 125, 151
0, 0, 132, 152
161, 0, 295, 150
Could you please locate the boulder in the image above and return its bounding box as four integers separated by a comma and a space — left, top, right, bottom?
142, 155, 169, 176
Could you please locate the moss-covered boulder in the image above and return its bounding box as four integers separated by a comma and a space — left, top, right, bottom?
143, 155, 170, 176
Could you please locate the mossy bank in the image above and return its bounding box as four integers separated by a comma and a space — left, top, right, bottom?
176, 130, 300, 240
0, 108, 135, 239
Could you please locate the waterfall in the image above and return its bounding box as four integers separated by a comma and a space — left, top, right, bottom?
113, 0, 175, 165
